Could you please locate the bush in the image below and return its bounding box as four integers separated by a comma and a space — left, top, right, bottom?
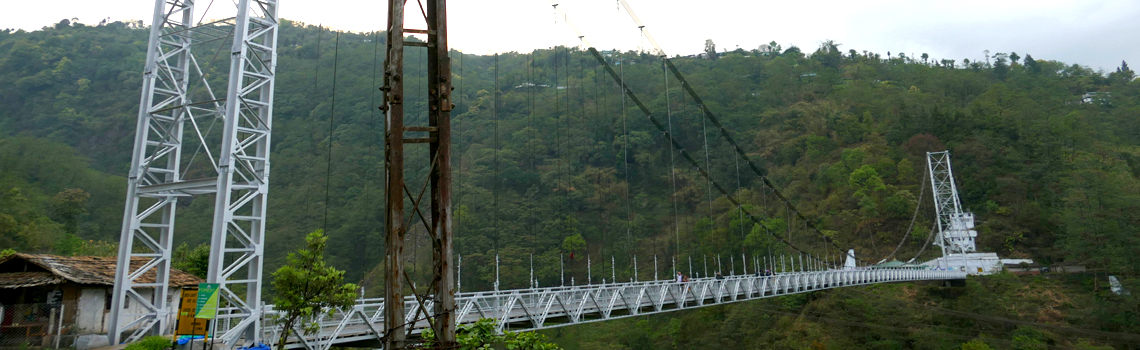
124, 336, 171, 350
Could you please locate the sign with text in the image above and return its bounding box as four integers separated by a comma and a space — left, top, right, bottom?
195, 283, 220, 319
176, 289, 207, 335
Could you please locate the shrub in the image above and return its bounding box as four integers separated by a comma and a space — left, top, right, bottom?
124, 336, 171, 350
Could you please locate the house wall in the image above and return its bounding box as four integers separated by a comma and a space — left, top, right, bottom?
75, 287, 183, 335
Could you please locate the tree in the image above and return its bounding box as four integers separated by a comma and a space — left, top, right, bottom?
1114, 60, 1135, 82
271, 230, 358, 350
562, 234, 586, 258
813, 40, 842, 68
993, 52, 1009, 80
1009, 52, 1020, 64
172, 243, 210, 279
704, 39, 717, 60
50, 188, 89, 235
849, 165, 886, 199
921, 53, 929, 65
759, 41, 781, 56
960, 339, 994, 350
424, 319, 561, 350
1023, 54, 1041, 73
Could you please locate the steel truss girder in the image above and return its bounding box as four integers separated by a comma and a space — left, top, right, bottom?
261, 268, 965, 349
110, 0, 278, 346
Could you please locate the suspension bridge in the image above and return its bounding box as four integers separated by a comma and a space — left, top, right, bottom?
107, 0, 971, 348
261, 267, 962, 349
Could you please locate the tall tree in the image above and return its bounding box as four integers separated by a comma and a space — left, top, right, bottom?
704, 39, 717, 60
1024, 54, 1041, 73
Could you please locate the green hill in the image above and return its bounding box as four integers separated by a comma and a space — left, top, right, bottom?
1, 20, 1138, 349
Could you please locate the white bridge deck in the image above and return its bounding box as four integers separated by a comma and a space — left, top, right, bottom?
252, 268, 965, 349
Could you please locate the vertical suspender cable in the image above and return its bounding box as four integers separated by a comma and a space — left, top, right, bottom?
735, 139, 744, 268
662, 58, 680, 265
564, 47, 572, 197
529, 52, 537, 286
456, 52, 464, 291
364, 30, 381, 275
309, 25, 323, 220
554, 50, 562, 194
493, 53, 501, 272
311, 25, 323, 152
597, 60, 606, 148
564, 48, 572, 260
699, 81, 714, 218
618, 52, 632, 267
322, 31, 340, 232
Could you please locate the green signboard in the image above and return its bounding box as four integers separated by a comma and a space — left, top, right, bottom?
195, 283, 220, 319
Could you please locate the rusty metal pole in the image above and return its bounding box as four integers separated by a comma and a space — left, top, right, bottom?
382, 0, 406, 347
427, 0, 456, 344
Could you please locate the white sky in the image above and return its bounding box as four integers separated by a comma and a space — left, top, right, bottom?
2, 0, 1138, 71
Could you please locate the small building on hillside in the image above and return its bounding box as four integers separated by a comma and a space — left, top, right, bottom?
0, 253, 202, 340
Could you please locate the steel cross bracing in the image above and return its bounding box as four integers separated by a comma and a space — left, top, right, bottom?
110, 0, 278, 345
925, 151, 976, 256
261, 268, 965, 350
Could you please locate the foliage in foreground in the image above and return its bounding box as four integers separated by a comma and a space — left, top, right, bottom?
423, 318, 561, 350
123, 336, 171, 350
271, 230, 358, 350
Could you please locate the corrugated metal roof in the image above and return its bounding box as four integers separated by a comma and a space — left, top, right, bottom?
0, 253, 203, 288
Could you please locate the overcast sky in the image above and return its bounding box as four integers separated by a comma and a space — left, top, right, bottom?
3, 0, 1137, 71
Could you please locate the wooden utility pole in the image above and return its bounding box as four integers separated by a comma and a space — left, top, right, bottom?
381, 0, 454, 348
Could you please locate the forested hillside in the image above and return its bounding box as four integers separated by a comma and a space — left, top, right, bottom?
1, 20, 1139, 348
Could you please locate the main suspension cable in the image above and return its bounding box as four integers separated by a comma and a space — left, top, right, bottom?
588, 48, 823, 261
618, 51, 633, 255
605, 0, 863, 263
881, 164, 928, 263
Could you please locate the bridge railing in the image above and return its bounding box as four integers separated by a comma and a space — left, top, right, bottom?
254, 268, 966, 350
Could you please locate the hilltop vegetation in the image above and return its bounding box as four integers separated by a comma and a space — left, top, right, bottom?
0, 19, 1139, 348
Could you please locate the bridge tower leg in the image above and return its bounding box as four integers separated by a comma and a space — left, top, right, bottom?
109, 0, 278, 345
382, 0, 455, 347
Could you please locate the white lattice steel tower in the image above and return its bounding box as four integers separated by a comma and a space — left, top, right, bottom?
926, 151, 977, 257
109, 0, 278, 345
